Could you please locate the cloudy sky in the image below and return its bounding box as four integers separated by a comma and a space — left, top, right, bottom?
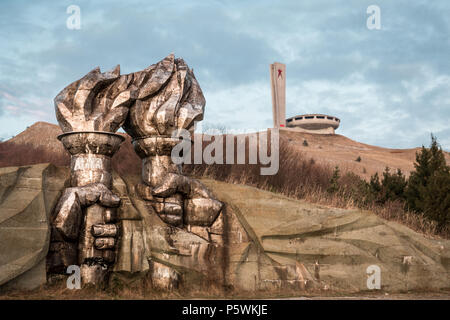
0, 0, 449, 149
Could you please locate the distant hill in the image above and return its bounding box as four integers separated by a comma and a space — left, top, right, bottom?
7, 122, 64, 154
1, 121, 449, 179
278, 129, 450, 179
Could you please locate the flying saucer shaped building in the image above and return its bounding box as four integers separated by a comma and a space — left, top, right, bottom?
286, 114, 340, 134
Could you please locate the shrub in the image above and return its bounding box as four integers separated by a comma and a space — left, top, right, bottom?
183, 134, 333, 199
0, 141, 69, 167
0, 137, 141, 176
327, 166, 340, 194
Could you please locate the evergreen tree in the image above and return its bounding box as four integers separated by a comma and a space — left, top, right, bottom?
422, 170, 450, 231
406, 134, 447, 212
369, 172, 381, 194
327, 166, 340, 194
365, 168, 407, 205
405, 134, 450, 230
380, 167, 407, 203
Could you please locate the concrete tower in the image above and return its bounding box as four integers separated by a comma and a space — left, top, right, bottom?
270, 62, 286, 128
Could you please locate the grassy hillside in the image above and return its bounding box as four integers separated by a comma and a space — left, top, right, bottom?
1, 122, 448, 238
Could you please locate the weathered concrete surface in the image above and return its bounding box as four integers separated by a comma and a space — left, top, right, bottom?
0, 164, 68, 290
111, 173, 232, 292
202, 179, 450, 292
0, 165, 295, 293
1, 164, 449, 294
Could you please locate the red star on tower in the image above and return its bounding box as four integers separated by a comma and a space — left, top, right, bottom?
278, 69, 283, 78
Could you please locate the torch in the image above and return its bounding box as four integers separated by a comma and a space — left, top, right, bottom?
123, 54, 223, 228
54, 65, 134, 284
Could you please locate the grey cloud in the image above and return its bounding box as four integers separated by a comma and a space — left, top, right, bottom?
0, 0, 448, 150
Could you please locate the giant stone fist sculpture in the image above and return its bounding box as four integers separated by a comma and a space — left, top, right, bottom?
123, 54, 223, 229
50, 54, 223, 286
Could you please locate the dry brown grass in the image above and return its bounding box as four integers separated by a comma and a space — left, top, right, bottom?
2, 277, 449, 300
368, 201, 447, 237
279, 129, 450, 180
184, 133, 449, 239
0, 277, 266, 300
0, 137, 141, 176
184, 133, 333, 198
0, 141, 70, 167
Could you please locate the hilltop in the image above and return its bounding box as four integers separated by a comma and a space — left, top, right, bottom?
279, 129, 450, 179
7, 122, 64, 154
